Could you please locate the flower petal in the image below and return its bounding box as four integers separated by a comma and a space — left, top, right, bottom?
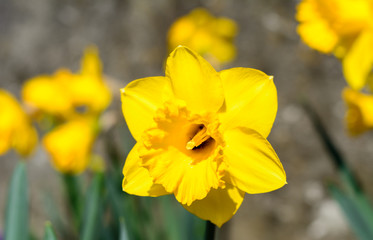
182, 184, 244, 227
140, 145, 223, 206
224, 127, 286, 194
43, 118, 95, 174
342, 30, 373, 90
81, 46, 102, 77
22, 75, 73, 116
166, 46, 224, 113
295, 0, 338, 53
219, 68, 277, 138
122, 143, 169, 196
343, 88, 373, 136
121, 77, 172, 141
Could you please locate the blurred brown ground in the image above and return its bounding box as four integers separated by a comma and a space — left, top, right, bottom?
1, 0, 373, 239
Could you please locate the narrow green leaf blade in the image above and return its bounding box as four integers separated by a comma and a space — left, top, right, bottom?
4, 161, 28, 240
43, 222, 57, 240
119, 217, 129, 240
80, 172, 104, 240
329, 184, 373, 240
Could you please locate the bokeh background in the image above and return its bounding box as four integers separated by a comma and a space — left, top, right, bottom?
1, 0, 373, 239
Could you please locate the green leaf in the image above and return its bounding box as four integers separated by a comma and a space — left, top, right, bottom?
4, 161, 29, 240
80, 172, 104, 240
119, 217, 129, 240
329, 184, 373, 240
62, 173, 83, 230
43, 222, 57, 240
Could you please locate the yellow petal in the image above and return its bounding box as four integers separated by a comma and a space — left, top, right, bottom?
22, 75, 73, 117
296, 0, 338, 53
13, 124, 38, 157
182, 184, 244, 227
224, 127, 286, 194
122, 143, 169, 197
343, 88, 373, 136
81, 46, 102, 77
121, 77, 172, 141
210, 39, 237, 64
342, 30, 373, 90
141, 145, 224, 206
214, 17, 238, 39
43, 118, 95, 174
297, 20, 338, 54
0, 89, 38, 157
165, 46, 224, 113
219, 68, 277, 138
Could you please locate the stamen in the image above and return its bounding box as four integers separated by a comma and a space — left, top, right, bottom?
186, 125, 211, 150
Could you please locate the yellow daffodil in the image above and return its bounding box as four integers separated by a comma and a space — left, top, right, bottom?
167, 8, 238, 66
43, 117, 96, 174
121, 46, 286, 226
0, 89, 37, 157
343, 88, 373, 136
22, 46, 111, 119
296, 0, 373, 90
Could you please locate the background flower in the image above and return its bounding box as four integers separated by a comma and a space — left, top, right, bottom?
43, 117, 96, 174
296, 0, 373, 90
0, 89, 37, 157
22, 46, 111, 120
167, 8, 238, 66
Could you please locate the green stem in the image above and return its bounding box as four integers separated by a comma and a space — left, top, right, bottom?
302, 102, 362, 195
62, 173, 82, 230
204, 221, 215, 240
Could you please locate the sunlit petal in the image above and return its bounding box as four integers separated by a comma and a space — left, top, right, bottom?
224, 127, 286, 194
342, 30, 373, 90
121, 76, 173, 141
219, 68, 277, 138
166, 46, 224, 113
183, 184, 244, 227
122, 143, 169, 197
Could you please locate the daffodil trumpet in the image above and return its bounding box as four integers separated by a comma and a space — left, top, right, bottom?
121, 46, 286, 227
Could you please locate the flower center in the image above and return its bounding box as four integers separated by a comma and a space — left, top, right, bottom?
186, 124, 212, 150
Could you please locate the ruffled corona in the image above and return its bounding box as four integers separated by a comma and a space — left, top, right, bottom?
139, 100, 226, 206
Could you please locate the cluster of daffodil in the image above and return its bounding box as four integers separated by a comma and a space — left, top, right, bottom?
296, 0, 373, 136
2, 7, 288, 240
22, 46, 111, 173
2, 47, 114, 240
297, 2, 373, 239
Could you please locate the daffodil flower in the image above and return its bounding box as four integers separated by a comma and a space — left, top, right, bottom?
296, 0, 373, 90
121, 46, 286, 226
22, 46, 111, 119
0, 89, 37, 157
167, 8, 238, 66
43, 117, 96, 174
343, 88, 373, 136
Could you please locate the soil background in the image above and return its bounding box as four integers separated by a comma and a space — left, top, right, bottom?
1, 0, 373, 239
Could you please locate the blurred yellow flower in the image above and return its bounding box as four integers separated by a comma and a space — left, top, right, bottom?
343, 88, 373, 136
121, 46, 286, 226
22, 46, 111, 119
0, 89, 37, 157
296, 0, 373, 90
43, 117, 96, 174
167, 8, 238, 66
